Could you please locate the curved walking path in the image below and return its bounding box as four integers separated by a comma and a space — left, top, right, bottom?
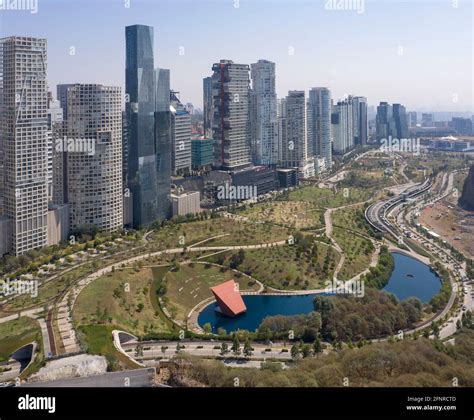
324, 199, 378, 281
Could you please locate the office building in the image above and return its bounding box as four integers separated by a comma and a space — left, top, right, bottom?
407, 111, 417, 128
126, 24, 170, 227
56, 83, 75, 120
376, 102, 408, 140
191, 138, 214, 169
250, 60, 278, 165
276, 168, 299, 189
171, 191, 200, 216
155, 68, 170, 112
351, 96, 368, 146
0, 36, 49, 255
452, 117, 473, 136
65, 84, 123, 232
392, 104, 409, 139
211, 60, 251, 170
422, 113, 435, 127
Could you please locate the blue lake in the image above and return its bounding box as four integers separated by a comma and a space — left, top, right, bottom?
198, 252, 442, 333
382, 252, 442, 303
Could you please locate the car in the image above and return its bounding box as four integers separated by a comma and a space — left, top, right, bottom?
462, 305, 467, 311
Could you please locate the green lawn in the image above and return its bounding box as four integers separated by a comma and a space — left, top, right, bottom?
332, 227, 374, 281
73, 265, 171, 336
208, 242, 339, 290
149, 217, 290, 249
238, 201, 324, 230
77, 324, 142, 370
332, 205, 374, 237
0, 317, 41, 363
161, 263, 260, 324
288, 186, 370, 208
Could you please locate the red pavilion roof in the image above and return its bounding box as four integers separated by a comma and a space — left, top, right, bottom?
210, 280, 247, 317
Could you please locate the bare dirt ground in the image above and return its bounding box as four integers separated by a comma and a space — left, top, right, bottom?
420, 194, 474, 259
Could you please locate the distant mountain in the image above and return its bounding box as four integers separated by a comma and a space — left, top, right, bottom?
459, 165, 474, 210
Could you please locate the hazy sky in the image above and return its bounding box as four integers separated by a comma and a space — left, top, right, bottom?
1, 0, 473, 112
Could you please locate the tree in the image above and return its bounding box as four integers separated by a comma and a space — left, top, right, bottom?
313, 337, 322, 355
243, 338, 253, 358
301, 344, 311, 358
290, 344, 300, 360
203, 323, 212, 334
220, 342, 229, 356
231, 335, 241, 356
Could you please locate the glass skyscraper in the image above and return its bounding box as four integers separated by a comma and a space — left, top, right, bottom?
125, 24, 170, 228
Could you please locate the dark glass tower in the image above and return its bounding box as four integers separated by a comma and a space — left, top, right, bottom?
125, 24, 170, 227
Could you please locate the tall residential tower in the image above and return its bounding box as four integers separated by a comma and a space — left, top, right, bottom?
307, 87, 332, 170
211, 60, 251, 170
66, 84, 123, 232
0, 36, 49, 255
250, 60, 278, 165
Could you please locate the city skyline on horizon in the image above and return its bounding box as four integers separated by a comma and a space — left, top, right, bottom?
1, 0, 473, 113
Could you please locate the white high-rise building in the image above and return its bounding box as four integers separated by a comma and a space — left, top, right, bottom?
332, 98, 354, 154
280, 91, 313, 177
66, 84, 123, 232
170, 92, 192, 176
307, 87, 333, 170
47, 96, 63, 202
0, 37, 49, 255
212, 60, 251, 170
250, 60, 278, 165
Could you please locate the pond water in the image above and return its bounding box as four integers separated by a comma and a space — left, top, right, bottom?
382, 251, 441, 303
198, 252, 442, 333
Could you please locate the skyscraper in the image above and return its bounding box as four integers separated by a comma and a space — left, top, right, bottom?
66, 84, 123, 232
56, 84, 75, 120
211, 60, 251, 170
126, 24, 170, 227
202, 76, 212, 138
392, 104, 409, 139
407, 111, 417, 128
421, 113, 434, 127
170, 91, 192, 176
280, 91, 307, 170
350, 96, 368, 146
376, 102, 395, 140
307, 87, 332, 169
332, 99, 354, 154
250, 60, 278, 165
376, 102, 409, 140
47, 94, 64, 203
0, 36, 49, 255
155, 68, 170, 112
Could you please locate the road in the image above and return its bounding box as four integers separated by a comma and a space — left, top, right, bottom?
119, 339, 294, 362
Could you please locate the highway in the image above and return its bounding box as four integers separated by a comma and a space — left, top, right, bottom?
365, 168, 473, 340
